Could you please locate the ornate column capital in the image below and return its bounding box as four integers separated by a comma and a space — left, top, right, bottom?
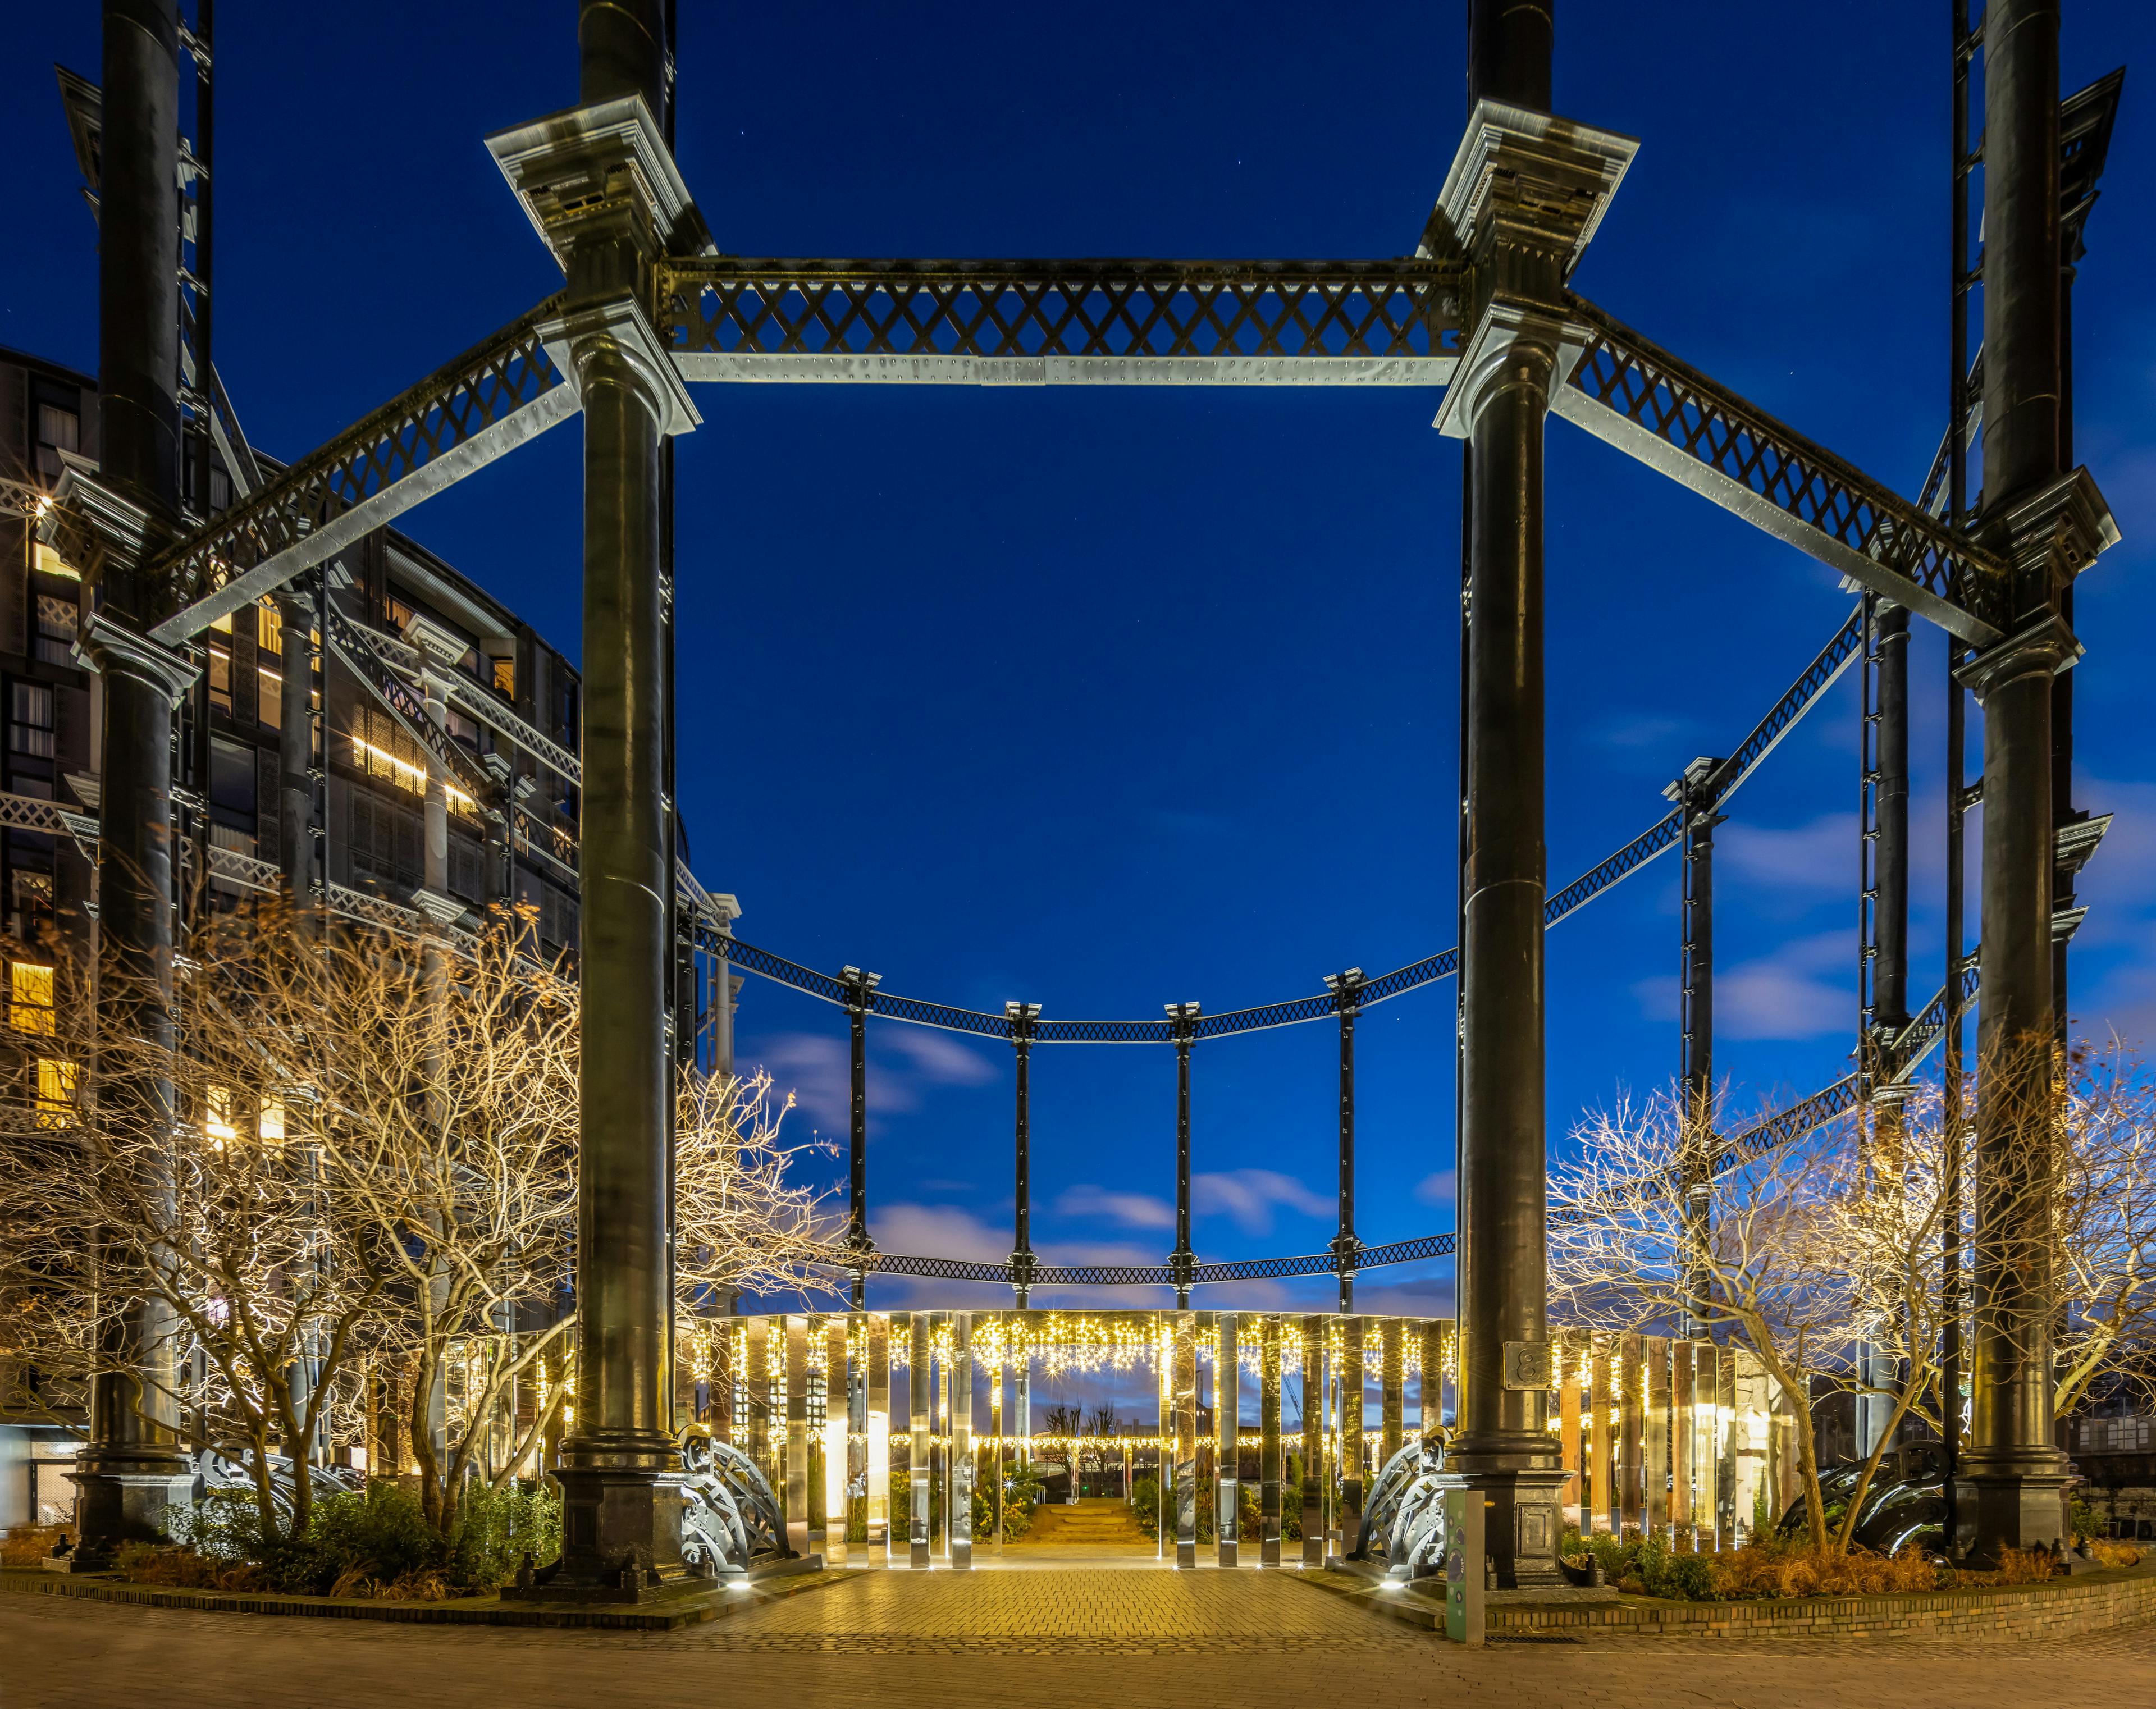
1988, 465, 2120, 611
1426, 101, 1636, 438
539, 296, 700, 438
1953, 609, 2080, 704
76, 611, 199, 707
486, 94, 697, 273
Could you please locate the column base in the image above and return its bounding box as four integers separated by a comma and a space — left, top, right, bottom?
1438, 1464, 1570, 1591
528, 1447, 688, 1602
1953, 1459, 2071, 1565
67, 1448, 195, 1569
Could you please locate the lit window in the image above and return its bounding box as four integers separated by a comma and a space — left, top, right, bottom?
256, 598, 282, 657
10, 683, 55, 758
491, 655, 514, 697
259, 666, 282, 732
10, 963, 54, 1035
31, 542, 80, 582
35, 1057, 76, 1128
258, 1097, 286, 1144
205, 1086, 237, 1148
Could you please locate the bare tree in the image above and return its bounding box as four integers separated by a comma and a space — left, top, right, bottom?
2050, 1042, 2156, 1418
1550, 1084, 1863, 1553
672, 1069, 842, 1309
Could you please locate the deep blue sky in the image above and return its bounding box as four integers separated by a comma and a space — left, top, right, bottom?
10, 3, 2155, 1321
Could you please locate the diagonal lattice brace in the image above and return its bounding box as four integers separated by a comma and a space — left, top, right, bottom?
321, 600, 498, 812
1555, 298, 2009, 646
148, 300, 579, 643
660, 258, 1463, 386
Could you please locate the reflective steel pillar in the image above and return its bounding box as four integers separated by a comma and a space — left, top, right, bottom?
1337, 1317, 1364, 1556
1956, 0, 2114, 1561
1260, 1315, 1283, 1566
1216, 1313, 1239, 1566
71, 0, 199, 1565
868, 1313, 890, 1557
949, 1314, 972, 1570
1300, 1316, 1326, 1566
1173, 1310, 1198, 1569
909, 1312, 930, 1567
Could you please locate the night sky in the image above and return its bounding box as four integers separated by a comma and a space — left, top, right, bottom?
8, 3, 2155, 1323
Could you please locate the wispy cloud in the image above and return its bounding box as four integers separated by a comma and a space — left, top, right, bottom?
1413, 1168, 1456, 1212
1054, 1169, 1331, 1238
743, 1029, 998, 1134
1591, 712, 1689, 752
1719, 814, 1859, 893
1718, 930, 1851, 1041
1054, 1183, 1176, 1231
1193, 1169, 1331, 1236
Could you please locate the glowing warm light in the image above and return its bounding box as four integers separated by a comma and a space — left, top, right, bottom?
258, 1098, 286, 1144
10, 963, 56, 1036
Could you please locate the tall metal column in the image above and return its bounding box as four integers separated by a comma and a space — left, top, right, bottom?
1670, 757, 1724, 1340
1172, 1310, 1198, 1569
275, 581, 318, 904
1325, 969, 1364, 1311
1942, 0, 1977, 1551
1300, 1315, 1325, 1566
70, 0, 200, 1566
1216, 1313, 1239, 1566
1166, 1002, 1200, 1306
488, 0, 701, 1596
908, 1312, 930, 1567
1007, 1002, 1040, 1306
843, 967, 878, 1307
1337, 1317, 1364, 1556
1956, 0, 2113, 1561
949, 1313, 973, 1569
1438, 5, 1631, 1585
1260, 1315, 1283, 1567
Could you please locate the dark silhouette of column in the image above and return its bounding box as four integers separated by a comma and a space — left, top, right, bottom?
1166, 1002, 1200, 1307
487, 0, 704, 1597
1669, 757, 1724, 1340
1955, 0, 2114, 1562
1442, 0, 1633, 1590
1006, 1002, 1040, 1306
843, 967, 879, 1306
70, 0, 202, 1567
1326, 969, 1364, 1310
275, 581, 318, 904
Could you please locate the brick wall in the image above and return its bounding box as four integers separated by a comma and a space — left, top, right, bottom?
1490, 1566, 2156, 1641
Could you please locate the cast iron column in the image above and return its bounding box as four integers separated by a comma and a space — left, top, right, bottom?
275, 582, 318, 904
1006, 1001, 1040, 1306
1954, 0, 2113, 1561
486, 0, 701, 1596
843, 966, 879, 1306
1326, 969, 1365, 1311
1438, 0, 1633, 1591
1669, 757, 1723, 1340
1166, 1003, 1200, 1307
70, 0, 200, 1565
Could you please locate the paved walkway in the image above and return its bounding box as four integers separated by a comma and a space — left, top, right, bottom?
9, 1565, 2155, 1708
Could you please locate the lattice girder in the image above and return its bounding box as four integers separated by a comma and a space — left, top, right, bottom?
1555, 299, 2012, 645
660, 258, 1464, 385
148, 301, 579, 642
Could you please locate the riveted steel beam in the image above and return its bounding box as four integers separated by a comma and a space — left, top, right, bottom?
147, 302, 579, 642
1555, 298, 2011, 646
659, 257, 1463, 385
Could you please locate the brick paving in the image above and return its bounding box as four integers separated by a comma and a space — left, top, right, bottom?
8, 1565, 2155, 1708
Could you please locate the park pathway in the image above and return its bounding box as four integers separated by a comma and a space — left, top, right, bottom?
7, 1565, 2155, 1708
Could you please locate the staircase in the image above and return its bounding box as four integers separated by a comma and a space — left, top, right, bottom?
1018, 1497, 1155, 1553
